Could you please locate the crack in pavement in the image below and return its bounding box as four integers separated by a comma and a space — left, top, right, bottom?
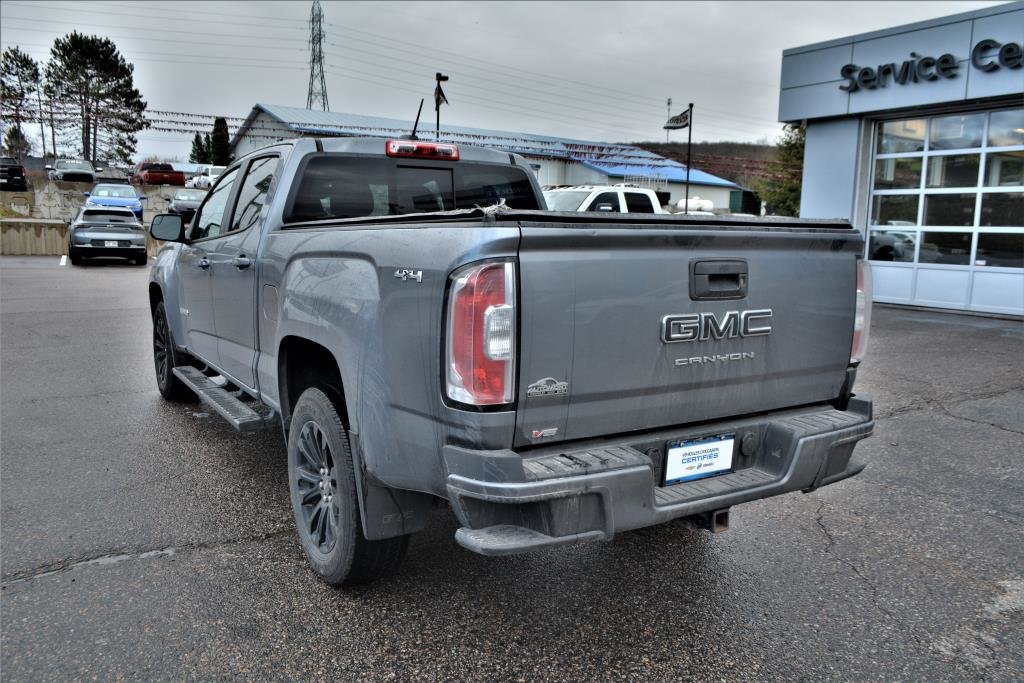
813, 501, 934, 653
0, 528, 292, 587
874, 383, 1024, 424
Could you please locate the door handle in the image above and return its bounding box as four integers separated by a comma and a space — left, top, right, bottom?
689, 259, 748, 300
232, 255, 252, 269
197, 257, 210, 270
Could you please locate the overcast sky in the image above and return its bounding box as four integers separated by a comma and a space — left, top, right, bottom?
0, 0, 1007, 160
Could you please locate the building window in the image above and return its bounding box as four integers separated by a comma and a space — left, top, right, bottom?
869, 107, 1023, 271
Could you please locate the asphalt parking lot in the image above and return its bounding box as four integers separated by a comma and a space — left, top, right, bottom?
1, 255, 1022, 681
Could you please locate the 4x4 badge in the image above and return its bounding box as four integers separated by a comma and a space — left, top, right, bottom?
527, 377, 569, 398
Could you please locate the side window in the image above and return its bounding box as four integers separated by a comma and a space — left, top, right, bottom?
625, 192, 656, 214
191, 167, 239, 240
588, 191, 621, 212
231, 156, 280, 233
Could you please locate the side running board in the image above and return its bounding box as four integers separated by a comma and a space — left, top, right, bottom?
172, 366, 277, 432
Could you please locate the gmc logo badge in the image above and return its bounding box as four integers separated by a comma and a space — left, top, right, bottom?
661, 309, 773, 343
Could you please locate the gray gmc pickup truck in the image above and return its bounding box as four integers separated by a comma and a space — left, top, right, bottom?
148, 137, 874, 586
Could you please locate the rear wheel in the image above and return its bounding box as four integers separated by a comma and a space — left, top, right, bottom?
68, 247, 82, 266
133, 255, 148, 266
287, 387, 408, 586
152, 300, 195, 402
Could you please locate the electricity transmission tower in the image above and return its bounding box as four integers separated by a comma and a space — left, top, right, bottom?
306, 1, 329, 111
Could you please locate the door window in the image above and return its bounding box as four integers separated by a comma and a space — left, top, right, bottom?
231, 156, 280, 233
624, 192, 657, 213
191, 167, 240, 240
588, 191, 621, 212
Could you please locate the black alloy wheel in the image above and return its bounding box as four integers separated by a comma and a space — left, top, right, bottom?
294, 420, 340, 554
287, 387, 409, 586
152, 301, 194, 402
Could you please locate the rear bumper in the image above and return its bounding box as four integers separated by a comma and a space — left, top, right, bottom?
444, 397, 874, 555
72, 244, 146, 258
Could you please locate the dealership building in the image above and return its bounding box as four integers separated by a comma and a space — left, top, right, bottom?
780, 2, 1023, 315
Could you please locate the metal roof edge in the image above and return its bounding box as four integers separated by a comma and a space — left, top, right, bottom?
782, 1, 1022, 56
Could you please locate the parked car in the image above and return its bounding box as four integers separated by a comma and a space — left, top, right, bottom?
0, 156, 29, 191
131, 162, 186, 186
47, 159, 99, 183
85, 183, 145, 221
186, 165, 226, 189
543, 185, 665, 213
148, 137, 873, 586
67, 205, 148, 266
166, 187, 206, 223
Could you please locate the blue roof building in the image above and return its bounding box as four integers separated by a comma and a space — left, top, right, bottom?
230, 103, 740, 210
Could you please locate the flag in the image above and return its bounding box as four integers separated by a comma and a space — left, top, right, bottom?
664, 109, 690, 130
435, 72, 449, 111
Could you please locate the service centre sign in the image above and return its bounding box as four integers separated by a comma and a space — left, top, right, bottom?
840, 38, 1023, 92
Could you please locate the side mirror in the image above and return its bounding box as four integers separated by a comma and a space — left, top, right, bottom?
83, 192, 90, 197
95, 168, 104, 173
150, 214, 186, 243
595, 203, 614, 212
45, 165, 53, 171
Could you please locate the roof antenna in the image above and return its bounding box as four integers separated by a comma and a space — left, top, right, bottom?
401, 99, 424, 141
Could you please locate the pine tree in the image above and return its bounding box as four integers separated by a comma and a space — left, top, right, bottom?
3, 126, 32, 158
44, 32, 149, 164
0, 46, 40, 160
755, 124, 804, 217
210, 117, 230, 165
189, 132, 205, 163
203, 132, 212, 163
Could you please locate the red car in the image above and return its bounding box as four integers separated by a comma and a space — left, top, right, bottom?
131, 162, 186, 186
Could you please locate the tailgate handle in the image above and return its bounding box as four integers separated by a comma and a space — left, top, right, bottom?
689, 259, 748, 300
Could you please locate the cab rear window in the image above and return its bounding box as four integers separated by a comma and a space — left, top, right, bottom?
284, 156, 538, 223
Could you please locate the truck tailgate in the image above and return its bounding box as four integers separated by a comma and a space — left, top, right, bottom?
513, 221, 862, 447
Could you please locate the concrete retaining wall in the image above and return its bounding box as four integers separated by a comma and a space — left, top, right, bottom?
1, 218, 163, 257
1, 179, 182, 257
1, 179, 186, 224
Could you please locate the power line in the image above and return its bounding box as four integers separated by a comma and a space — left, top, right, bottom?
2, 2, 309, 33
0, 14, 308, 48
1, 7, 777, 133
3, 0, 778, 129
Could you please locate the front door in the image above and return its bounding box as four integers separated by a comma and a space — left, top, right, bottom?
176, 243, 216, 363
208, 155, 281, 389
179, 166, 240, 366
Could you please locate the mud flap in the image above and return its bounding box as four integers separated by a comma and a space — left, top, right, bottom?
348, 432, 433, 540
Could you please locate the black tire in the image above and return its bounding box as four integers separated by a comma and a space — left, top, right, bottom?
68, 248, 82, 266
287, 387, 408, 586
152, 300, 196, 402
133, 255, 148, 266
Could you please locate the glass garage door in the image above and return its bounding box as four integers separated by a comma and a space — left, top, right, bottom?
868, 108, 1023, 315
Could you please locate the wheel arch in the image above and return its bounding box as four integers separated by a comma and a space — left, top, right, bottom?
277, 334, 432, 541
277, 335, 348, 437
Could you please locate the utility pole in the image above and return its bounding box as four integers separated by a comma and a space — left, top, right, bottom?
684, 102, 694, 214
36, 86, 47, 160
666, 98, 671, 143
306, 1, 329, 111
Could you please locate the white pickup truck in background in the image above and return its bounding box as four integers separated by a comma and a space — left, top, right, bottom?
543, 185, 666, 213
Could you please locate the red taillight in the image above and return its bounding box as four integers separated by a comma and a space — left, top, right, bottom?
446, 261, 516, 406
851, 260, 873, 364
386, 139, 460, 160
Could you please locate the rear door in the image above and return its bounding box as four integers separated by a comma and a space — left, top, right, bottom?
208, 154, 281, 389
513, 220, 861, 447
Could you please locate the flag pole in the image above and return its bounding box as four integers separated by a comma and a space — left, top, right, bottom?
684, 102, 693, 213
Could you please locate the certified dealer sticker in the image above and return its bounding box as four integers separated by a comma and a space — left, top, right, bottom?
664, 434, 735, 485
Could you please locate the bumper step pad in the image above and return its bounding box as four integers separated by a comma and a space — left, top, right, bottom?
455, 525, 606, 556
521, 446, 651, 480
172, 366, 276, 432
